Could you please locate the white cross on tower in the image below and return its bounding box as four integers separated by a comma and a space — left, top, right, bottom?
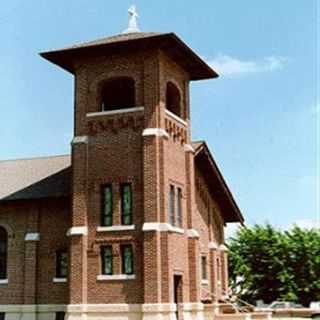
123, 5, 140, 34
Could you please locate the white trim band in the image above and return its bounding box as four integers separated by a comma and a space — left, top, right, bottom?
142, 303, 177, 313
0, 279, 8, 285
208, 241, 218, 250
201, 279, 209, 285
71, 136, 88, 145
67, 304, 141, 313
86, 106, 144, 118
142, 222, 184, 234
184, 144, 195, 153
97, 225, 135, 232
142, 128, 169, 138
97, 274, 136, 281
219, 244, 229, 251
165, 109, 188, 126
53, 278, 67, 283
186, 229, 200, 238
67, 226, 88, 237
181, 303, 204, 311
24, 233, 40, 242
0, 305, 66, 313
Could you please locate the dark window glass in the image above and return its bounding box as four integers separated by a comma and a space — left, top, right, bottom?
176, 188, 182, 227
101, 185, 113, 226
56, 250, 68, 278
169, 185, 175, 225
121, 245, 134, 275
55, 312, 65, 320
0, 227, 8, 280
166, 82, 182, 118
101, 246, 113, 275
0, 313, 5, 320
101, 77, 135, 111
201, 256, 207, 280
121, 184, 132, 225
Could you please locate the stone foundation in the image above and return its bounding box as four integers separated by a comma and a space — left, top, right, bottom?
1, 303, 246, 320
0, 305, 66, 320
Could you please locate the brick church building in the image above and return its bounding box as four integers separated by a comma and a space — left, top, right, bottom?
0, 18, 244, 320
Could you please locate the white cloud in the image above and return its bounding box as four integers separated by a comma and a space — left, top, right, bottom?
207, 55, 287, 77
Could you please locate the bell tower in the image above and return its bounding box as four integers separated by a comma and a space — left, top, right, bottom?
41, 14, 217, 319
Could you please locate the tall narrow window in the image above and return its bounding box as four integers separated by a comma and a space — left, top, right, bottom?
121, 184, 132, 225
101, 246, 113, 275
169, 185, 175, 225
56, 250, 68, 279
201, 256, 207, 280
0, 227, 8, 280
121, 245, 134, 275
101, 185, 113, 226
0, 313, 5, 320
176, 188, 182, 227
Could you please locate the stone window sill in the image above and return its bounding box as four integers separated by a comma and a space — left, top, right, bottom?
201, 279, 209, 285
97, 274, 136, 281
86, 106, 144, 118
0, 279, 8, 285
97, 225, 135, 232
53, 278, 67, 283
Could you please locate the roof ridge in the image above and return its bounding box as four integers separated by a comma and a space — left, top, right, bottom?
0, 154, 70, 163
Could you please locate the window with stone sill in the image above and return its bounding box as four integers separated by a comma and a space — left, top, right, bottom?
176, 187, 182, 227
121, 183, 133, 225
101, 184, 113, 227
169, 185, 175, 225
168, 185, 183, 228
121, 244, 134, 275
201, 256, 208, 280
0, 227, 8, 280
166, 81, 184, 119
56, 250, 68, 279
101, 246, 113, 275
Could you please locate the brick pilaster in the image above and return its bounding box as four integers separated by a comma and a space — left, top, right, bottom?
23, 210, 39, 305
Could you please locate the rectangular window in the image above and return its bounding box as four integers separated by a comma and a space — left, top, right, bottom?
56, 250, 68, 279
121, 245, 134, 275
55, 312, 65, 320
101, 246, 113, 275
201, 256, 207, 280
176, 187, 182, 227
169, 185, 175, 225
121, 184, 132, 225
101, 185, 113, 226
0, 313, 5, 320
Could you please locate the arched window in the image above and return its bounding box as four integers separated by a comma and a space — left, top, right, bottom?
100, 77, 135, 111
0, 227, 8, 279
166, 82, 182, 118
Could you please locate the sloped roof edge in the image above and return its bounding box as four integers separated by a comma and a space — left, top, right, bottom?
192, 141, 244, 224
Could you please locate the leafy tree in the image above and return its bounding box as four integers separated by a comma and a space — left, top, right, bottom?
228, 224, 320, 306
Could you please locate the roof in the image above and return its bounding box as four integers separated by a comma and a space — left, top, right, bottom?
0, 155, 71, 202
40, 32, 218, 80
0, 143, 243, 223
192, 141, 244, 224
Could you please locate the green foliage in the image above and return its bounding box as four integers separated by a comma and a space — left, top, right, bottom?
228, 224, 320, 306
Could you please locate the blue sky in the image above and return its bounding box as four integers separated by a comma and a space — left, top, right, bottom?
0, 1, 318, 230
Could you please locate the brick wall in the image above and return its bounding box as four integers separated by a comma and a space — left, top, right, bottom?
0, 198, 70, 304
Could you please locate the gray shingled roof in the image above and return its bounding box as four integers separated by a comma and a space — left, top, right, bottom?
40, 32, 218, 80
0, 155, 71, 201
58, 32, 164, 51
